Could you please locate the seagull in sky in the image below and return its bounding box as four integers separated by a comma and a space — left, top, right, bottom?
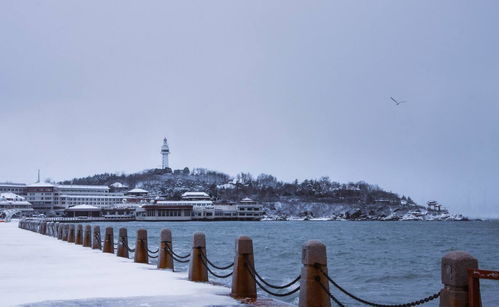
390, 97, 407, 105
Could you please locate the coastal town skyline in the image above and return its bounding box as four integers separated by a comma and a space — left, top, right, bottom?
1, 1, 498, 219
1, 2, 498, 307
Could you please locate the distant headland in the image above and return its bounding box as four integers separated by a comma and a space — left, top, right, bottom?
60, 167, 469, 221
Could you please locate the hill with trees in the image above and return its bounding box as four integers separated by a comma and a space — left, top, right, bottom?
59, 167, 456, 221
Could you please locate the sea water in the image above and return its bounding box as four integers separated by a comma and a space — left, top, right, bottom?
91, 220, 499, 306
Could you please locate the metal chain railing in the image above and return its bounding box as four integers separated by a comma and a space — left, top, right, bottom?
164, 243, 191, 259
148, 248, 159, 254
316, 276, 345, 307
199, 255, 233, 278
199, 250, 234, 270
245, 263, 301, 297
121, 239, 135, 253
243, 255, 300, 297
245, 260, 300, 290
95, 232, 103, 244
317, 265, 441, 307
164, 245, 190, 263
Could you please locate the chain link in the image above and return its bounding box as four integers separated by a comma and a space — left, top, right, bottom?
317, 265, 441, 307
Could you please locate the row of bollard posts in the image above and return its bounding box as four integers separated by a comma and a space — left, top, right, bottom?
18, 218, 482, 307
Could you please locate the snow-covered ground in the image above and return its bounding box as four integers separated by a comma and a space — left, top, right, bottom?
0, 221, 239, 307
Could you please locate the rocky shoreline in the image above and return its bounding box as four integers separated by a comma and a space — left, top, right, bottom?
261, 201, 471, 221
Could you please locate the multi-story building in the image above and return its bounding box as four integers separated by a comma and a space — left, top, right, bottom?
57, 185, 124, 208
25, 183, 125, 214
0, 183, 27, 196
235, 197, 264, 220
25, 183, 57, 211
136, 192, 263, 221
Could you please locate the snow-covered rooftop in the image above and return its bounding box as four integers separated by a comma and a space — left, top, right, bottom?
156, 200, 213, 205
27, 182, 55, 187
110, 182, 128, 188
66, 204, 100, 210
0, 192, 25, 201
57, 185, 109, 190
181, 192, 210, 199
59, 195, 123, 199
0, 182, 26, 187
127, 188, 148, 193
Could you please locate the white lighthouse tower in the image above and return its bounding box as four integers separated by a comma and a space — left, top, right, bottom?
160, 137, 170, 169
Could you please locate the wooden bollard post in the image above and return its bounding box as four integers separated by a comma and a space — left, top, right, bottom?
188, 232, 208, 282
61, 224, 67, 241
75, 224, 83, 245
298, 240, 331, 307
157, 229, 174, 270
92, 225, 102, 250
55, 222, 60, 238
39, 222, 46, 234
440, 251, 478, 307
68, 224, 76, 243
231, 236, 256, 299
134, 229, 149, 264
83, 225, 92, 247
63, 224, 69, 241
116, 228, 129, 258
57, 223, 63, 240
102, 227, 114, 254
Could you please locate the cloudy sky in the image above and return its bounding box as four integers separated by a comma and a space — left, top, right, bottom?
1, 1, 498, 217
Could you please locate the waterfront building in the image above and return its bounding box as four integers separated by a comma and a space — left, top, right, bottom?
236, 197, 263, 220
161, 137, 170, 169
101, 205, 137, 219
64, 204, 101, 218
25, 182, 57, 211
25, 183, 125, 214
0, 193, 33, 216
136, 192, 263, 221
136, 203, 193, 221
0, 183, 27, 196
109, 182, 129, 193
126, 188, 149, 197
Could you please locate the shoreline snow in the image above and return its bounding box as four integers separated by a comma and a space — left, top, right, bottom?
0, 222, 238, 307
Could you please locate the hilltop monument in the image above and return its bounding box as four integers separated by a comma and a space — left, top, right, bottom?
161, 138, 170, 169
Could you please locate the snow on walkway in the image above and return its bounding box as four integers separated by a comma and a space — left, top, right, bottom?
0, 222, 239, 307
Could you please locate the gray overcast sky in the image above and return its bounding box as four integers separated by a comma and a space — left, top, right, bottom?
1, 1, 498, 218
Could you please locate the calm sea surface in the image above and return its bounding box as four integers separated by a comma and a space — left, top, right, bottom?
90, 220, 499, 306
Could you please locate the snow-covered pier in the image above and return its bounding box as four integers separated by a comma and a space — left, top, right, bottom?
0, 221, 237, 306
8, 219, 492, 307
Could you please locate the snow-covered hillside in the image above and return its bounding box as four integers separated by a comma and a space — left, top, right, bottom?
60, 168, 468, 221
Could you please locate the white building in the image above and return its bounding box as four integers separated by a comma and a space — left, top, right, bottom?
136, 192, 263, 221
0, 183, 27, 196
161, 137, 170, 169
25, 183, 125, 213
0, 193, 33, 212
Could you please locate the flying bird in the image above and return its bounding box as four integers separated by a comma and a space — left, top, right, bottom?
390, 97, 407, 105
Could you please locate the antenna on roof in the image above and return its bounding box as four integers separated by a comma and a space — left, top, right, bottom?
37, 169, 40, 183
